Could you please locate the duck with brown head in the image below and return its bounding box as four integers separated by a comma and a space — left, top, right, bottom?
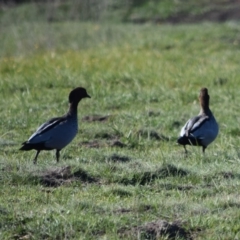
177, 88, 219, 153
20, 87, 91, 164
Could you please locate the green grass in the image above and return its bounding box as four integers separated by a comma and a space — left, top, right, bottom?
0, 0, 236, 24
1, 16, 240, 239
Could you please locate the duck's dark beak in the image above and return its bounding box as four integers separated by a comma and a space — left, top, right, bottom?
86, 94, 91, 98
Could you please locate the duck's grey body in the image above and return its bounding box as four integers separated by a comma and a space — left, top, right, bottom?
27, 114, 78, 150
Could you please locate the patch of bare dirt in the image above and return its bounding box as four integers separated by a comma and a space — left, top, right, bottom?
119, 219, 191, 240
36, 166, 97, 187
82, 114, 112, 122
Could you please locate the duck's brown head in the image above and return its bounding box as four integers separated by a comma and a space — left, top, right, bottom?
199, 87, 210, 111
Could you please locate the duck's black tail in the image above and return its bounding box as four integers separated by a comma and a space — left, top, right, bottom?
19, 142, 33, 151
177, 136, 201, 146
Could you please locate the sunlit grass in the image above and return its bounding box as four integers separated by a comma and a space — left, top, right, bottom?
1, 20, 240, 239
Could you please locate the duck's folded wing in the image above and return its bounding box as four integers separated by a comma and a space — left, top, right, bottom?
28, 117, 67, 143
184, 115, 209, 136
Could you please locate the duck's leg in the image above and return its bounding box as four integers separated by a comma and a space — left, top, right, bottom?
33, 150, 40, 164
183, 145, 188, 154
202, 146, 206, 154
56, 149, 60, 163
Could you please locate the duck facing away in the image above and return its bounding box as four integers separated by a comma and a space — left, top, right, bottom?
20, 87, 91, 164
177, 88, 218, 153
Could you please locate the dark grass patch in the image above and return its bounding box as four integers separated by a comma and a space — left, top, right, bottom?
113, 208, 132, 214
113, 204, 154, 216
110, 188, 133, 197
13, 233, 33, 240
137, 129, 169, 141
219, 171, 240, 179
137, 204, 155, 212
1, 164, 19, 172
158, 183, 194, 191
94, 130, 123, 140
220, 171, 235, 179
82, 114, 112, 122
204, 171, 240, 182
218, 201, 240, 210
147, 111, 161, 117
0, 213, 34, 237
79, 140, 105, 148
107, 153, 131, 163
109, 139, 127, 148
0, 207, 8, 215
227, 128, 240, 137
119, 219, 191, 240
79, 139, 127, 148
37, 166, 97, 187
118, 164, 189, 185
171, 121, 181, 129
128, 2, 240, 24
113, 204, 153, 215
213, 77, 228, 86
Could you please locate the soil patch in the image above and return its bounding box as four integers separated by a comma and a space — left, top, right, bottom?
120, 219, 191, 240
36, 166, 97, 187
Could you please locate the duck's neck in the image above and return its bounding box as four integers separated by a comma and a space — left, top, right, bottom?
68, 102, 79, 116
200, 98, 211, 115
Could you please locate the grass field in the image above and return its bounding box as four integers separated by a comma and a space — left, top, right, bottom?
1, 4, 240, 239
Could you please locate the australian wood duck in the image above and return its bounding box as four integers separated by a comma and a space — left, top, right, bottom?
177, 88, 218, 153
20, 87, 91, 164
